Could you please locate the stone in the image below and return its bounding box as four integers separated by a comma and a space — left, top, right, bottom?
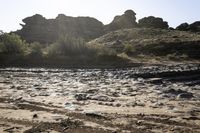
138, 16, 169, 29
16, 14, 104, 43
176, 21, 200, 32
104, 10, 137, 32
74, 94, 88, 101
90, 95, 115, 102
177, 93, 194, 99
33, 114, 38, 119
176, 23, 189, 31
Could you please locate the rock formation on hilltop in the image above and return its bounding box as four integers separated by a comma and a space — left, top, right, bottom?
176, 21, 200, 32
104, 10, 137, 32
138, 16, 169, 29
176, 23, 189, 31
16, 14, 104, 43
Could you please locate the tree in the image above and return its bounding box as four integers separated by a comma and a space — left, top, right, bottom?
29, 42, 43, 57
47, 35, 88, 56
0, 33, 27, 55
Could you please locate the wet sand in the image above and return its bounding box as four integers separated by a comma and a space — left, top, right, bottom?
0, 64, 200, 132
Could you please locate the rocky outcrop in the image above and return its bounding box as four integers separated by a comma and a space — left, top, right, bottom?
104, 10, 137, 32
176, 21, 200, 32
176, 23, 189, 31
16, 14, 104, 43
138, 16, 169, 29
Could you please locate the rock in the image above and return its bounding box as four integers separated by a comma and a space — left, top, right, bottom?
33, 114, 38, 119
136, 102, 145, 107
189, 21, 200, 32
163, 88, 187, 95
146, 78, 163, 84
39, 92, 49, 96
176, 21, 200, 32
16, 14, 104, 43
150, 102, 164, 108
90, 95, 115, 102
86, 89, 98, 94
115, 103, 121, 107
176, 23, 189, 31
105, 10, 137, 32
64, 103, 78, 111
177, 93, 194, 99
85, 111, 106, 119
138, 16, 169, 29
182, 116, 200, 120
74, 94, 88, 101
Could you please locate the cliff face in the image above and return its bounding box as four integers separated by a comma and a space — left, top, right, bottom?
16, 14, 104, 43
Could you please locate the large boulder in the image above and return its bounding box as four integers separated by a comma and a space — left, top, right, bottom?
176, 21, 200, 32
189, 21, 200, 32
16, 14, 104, 43
138, 16, 169, 29
176, 23, 189, 31
104, 10, 137, 32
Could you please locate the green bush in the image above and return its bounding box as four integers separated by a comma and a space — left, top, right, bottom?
0, 33, 27, 55
47, 35, 90, 56
28, 42, 43, 57
123, 43, 135, 55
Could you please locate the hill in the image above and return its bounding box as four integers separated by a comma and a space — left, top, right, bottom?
88, 28, 200, 61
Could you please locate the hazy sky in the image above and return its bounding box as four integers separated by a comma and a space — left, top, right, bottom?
0, 0, 200, 32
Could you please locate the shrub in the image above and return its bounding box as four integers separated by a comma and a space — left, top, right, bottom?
28, 42, 43, 57
123, 44, 135, 55
47, 35, 89, 56
0, 33, 27, 55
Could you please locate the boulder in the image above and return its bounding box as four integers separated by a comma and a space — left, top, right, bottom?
138, 16, 169, 29
176, 21, 200, 32
177, 93, 194, 99
189, 21, 200, 32
104, 10, 137, 32
74, 93, 88, 101
176, 23, 189, 31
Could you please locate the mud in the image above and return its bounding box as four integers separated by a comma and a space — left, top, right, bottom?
0, 63, 200, 132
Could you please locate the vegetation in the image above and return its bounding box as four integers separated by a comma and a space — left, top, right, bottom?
28, 42, 43, 57
0, 32, 125, 67
0, 33, 27, 55
47, 35, 90, 57
1, 10, 200, 67
123, 43, 135, 55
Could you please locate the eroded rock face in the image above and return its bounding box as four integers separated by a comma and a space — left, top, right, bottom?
104, 10, 137, 32
138, 16, 169, 29
16, 14, 104, 43
176, 21, 200, 32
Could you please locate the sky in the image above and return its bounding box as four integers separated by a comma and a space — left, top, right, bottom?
0, 0, 200, 32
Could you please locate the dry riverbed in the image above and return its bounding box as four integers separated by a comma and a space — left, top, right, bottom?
0, 64, 200, 133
